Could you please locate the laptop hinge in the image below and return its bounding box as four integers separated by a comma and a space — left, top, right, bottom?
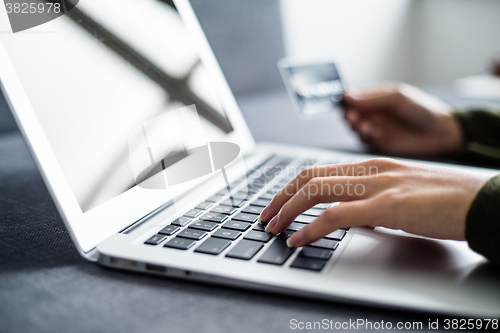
120, 199, 174, 235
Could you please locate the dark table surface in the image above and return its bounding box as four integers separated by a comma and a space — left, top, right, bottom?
0, 88, 497, 333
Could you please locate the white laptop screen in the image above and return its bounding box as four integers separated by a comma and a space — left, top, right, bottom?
0, 0, 235, 212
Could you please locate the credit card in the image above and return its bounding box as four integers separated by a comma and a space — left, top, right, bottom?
278, 59, 344, 118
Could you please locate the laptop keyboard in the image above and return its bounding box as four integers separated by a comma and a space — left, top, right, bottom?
143, 155, 349, 272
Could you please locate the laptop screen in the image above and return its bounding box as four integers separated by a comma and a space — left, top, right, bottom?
0, 0, 235, 212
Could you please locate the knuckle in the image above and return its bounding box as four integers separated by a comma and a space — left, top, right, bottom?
308, 177, 323, 187
300, 166, 315, 179
368, 157, 401, 169
394, 83, 409, 95
302, 166, 313, 175
373, 157, 392, 165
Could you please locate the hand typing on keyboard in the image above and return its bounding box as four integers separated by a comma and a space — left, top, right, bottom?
258, 158, 490, 248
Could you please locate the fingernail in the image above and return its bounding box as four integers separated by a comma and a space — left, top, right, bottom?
265, 215, 278, 234
287, 231, 303, 248
259, 205, 270, 222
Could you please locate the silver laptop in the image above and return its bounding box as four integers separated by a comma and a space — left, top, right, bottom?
1, 0, 500, 317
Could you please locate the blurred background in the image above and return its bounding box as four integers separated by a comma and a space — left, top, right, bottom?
281, 0, 500, 88
191, 0, 500, 152
2, 0, 500, 152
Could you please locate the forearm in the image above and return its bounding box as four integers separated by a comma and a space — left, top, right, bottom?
466, 174, 500, 266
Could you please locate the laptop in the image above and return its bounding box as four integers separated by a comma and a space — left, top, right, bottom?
1, 0, 500, 317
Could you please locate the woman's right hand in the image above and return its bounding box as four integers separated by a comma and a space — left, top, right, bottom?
343, 84, 464, 156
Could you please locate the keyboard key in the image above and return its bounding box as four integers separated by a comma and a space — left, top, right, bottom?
290, 257, 327, 271
164, 237, 197, 250
211, 206, 237, 215
194, 237, 231, 255
262, 168, 279, 178
252, 223, 266, 232
232, 191, 253, 200
278, 182, 289, 188
212, 229, 241, 240
232, 213, 259, 223
195, 202, 214, 210
251, 199, 271, 207
171, 217, 192, 227
246, 186, 261, 194
206, 194, 223, 202
299, 247, 333, 260
281, 175, 295, 182
158, 225, 180, 236
226, 240, 263, 260
257, 240, 295, 265
278, 157, 294, 165
217, 188, 230, 195
257, 174, 273, 181
302, 208, 323, 217
242, 205, 265, 215
145, 234, 167, 245
295, 215, 315, 224
177, 229, 208, 241
200, 212, 228, 223
248, 156, 275, 175
244, 230, 273, 242
300, 158, 317, 166
250, 179, 266, 188
309, 239, 339, 250
254, 171, 271, 180
230, 179, 242, 185
315, 203, 331, 209
222, 220, 250, 231
287, 222, 307, 231
189, 220, 219, 232
184, 209, 203, 218
277, 230, 294, 240
324, 229, 346, 241
258, 192, 274, 200
266, 185, 281, 194
220, 198, 247, 208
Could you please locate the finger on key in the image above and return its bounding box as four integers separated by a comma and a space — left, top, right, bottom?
260, 164, 345, 223
269, 176, 372, 234
286, 199, 378, 248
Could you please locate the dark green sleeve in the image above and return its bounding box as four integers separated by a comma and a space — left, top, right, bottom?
466, 175, 500, 266
454, 110, 500, 164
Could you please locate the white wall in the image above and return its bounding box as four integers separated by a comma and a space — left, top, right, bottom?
412, 0, 500, 85
280, 0, 500, 87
